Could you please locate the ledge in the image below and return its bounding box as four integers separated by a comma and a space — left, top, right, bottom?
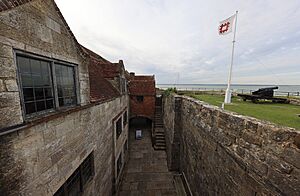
0, 96, 121, 136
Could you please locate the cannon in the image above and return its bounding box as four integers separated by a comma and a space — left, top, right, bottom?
238, 86, 289, 104
252, 86, 278, 98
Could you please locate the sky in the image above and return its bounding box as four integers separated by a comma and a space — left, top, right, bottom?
55, 0, 300, 85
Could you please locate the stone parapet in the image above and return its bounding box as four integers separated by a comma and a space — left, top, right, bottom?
163, 94, 300, 195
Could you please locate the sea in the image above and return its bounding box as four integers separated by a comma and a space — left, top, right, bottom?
156, 84, 300, 97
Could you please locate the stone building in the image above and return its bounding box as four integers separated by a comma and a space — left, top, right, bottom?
128, 73, 156, 121
0, 0, 131, 195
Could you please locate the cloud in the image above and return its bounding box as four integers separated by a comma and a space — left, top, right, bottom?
55, 0, 300, 84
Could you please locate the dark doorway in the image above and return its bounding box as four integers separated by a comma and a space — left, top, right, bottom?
129, 117, 152, 129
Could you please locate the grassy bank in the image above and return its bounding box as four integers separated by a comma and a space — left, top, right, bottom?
188, 94, 300, 130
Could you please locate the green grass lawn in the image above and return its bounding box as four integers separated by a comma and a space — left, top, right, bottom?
188, 94, 300, 130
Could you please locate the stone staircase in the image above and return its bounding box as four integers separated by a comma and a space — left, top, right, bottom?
154, 105, 166, 150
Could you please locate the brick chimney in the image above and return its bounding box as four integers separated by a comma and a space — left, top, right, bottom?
130, 72, 135, 78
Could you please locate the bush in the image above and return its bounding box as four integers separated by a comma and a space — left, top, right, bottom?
164, 87, 177, 96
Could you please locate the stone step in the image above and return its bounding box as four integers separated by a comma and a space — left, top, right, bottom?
155, 141, 166, 146
154, 145, 166, 150
155, 132, 165, 136
155, 137, 165, 141
155, 139, 166, 144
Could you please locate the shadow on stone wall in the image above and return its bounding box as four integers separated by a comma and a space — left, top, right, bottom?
163, 94, 300, 196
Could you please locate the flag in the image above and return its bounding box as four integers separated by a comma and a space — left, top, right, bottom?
219, 14, 236, 35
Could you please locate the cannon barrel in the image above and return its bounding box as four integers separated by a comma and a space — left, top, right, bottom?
252, 86, 278, 97
256, 86, 278, 91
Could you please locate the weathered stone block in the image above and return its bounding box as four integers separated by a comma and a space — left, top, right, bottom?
270, 128, 297, 143
266, 154, 293, 174
0, 57, 16, 78
242, 131, 263, 147
280, 147, 300, 169
0, 43, 13, 58
0, 79, 5, 92
4, 79, 18, 92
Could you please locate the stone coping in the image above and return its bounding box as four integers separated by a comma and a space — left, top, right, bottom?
181, 94, 299, 132
178, 94, 300, 149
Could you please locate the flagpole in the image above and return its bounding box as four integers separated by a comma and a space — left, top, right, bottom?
224, 10, 238, 104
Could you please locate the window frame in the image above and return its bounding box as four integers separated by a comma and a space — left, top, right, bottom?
116, 151, 123, 178
123, 111, 128, 127
14, 50, 80, 119
115, 117, 123, 139
136, 95, 144, 102
53, 152, 94, 196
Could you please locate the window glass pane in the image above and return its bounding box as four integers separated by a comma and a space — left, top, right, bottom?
25, 102, 36, 114
64, 97, 74, 105
18, 56, 30, 74
41, 61, 50, 75
21, 74, 33, 87
30, 59, 41, 74
53, 152, 94, 196
17, 55, 54, 115
44, 88, 53, 99
66, 170, 81, 196
23, 88, 34, 102
36, 100, 46, 112
123, 111, 127, 126
55, 64, 76, 107
53, 187, 64, 196
34, 88, 44, 100
116, 118, 122, 139
59, 97, 64, 106
32, 75, 43, 87
82, 156, 93, 185
46, 99, 54, 109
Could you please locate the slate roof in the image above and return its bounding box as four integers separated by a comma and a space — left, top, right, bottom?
129, 75, 155, 96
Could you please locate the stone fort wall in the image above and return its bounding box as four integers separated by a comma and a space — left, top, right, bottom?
163, 94, 300, 195
0, 95, 129, 196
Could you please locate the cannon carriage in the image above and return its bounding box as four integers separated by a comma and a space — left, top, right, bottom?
237, 86, 289, 103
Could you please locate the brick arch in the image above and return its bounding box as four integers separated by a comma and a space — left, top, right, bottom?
129, 115, 153, 122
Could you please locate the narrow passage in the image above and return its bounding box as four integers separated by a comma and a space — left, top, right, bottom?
117, 120, 178, 196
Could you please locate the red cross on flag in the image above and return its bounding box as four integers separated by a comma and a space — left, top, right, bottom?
219, 14, 236, 35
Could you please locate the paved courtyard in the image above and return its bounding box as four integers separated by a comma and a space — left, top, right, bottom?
117, 126, 178, 196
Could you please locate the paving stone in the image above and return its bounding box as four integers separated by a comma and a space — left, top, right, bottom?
117, 128, 178, 195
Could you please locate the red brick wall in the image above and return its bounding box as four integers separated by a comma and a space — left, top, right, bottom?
130, 95, 155, 120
